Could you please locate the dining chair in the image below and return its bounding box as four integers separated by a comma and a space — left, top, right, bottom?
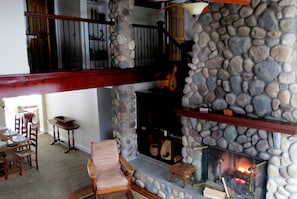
87, 139, 135, 198
14, 116, 21, 134
0, 152, 8, 179
16, 124, 38, 175
20, 118, 28, 138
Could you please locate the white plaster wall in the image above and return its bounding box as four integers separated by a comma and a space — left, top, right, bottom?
133, 5, 195, 41
133, 6, 164, 25
0, 0, 29, 75
44, 88, 100, 154
0, 108, 5, 129
57, 0, 80, 17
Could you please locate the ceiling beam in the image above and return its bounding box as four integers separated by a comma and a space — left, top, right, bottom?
0, 68, 162, 98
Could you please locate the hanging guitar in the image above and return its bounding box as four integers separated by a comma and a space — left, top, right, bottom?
159, 64, 177, 92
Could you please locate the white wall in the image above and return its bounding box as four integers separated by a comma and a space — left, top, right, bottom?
184, 12, 197, 41
57, 0, 81, 17
0, 0, 29, 75
44, 88, 100, 154
0, 108, 5, 129
133, 6, 164, 25
133, 5, 194, 41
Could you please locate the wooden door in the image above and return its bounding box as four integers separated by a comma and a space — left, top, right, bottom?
168, 4, 185, 61
26, 0, 56, 72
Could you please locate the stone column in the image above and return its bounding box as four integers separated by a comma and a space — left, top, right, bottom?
109, 0, 135, 68
111, 85, 137, 160
109, 0, 137, 160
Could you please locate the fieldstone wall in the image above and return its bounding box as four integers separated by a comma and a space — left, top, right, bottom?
181, 0, 297, 198
183, 1, 296, 120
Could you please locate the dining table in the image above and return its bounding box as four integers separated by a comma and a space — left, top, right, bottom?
0, 128, 30, 174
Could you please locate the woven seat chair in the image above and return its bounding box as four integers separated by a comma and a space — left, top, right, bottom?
16, 124, 38, 175
87, 139, 134, 198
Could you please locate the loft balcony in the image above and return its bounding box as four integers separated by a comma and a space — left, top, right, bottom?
0, 12, 192, 98
25, 13, 167, 72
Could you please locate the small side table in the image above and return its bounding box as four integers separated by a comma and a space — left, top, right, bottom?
48, 118, 79, 153
169, 162, 196, 188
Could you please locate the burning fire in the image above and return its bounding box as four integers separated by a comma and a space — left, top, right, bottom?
236, 158, 253, 175
237, 166, 252, 174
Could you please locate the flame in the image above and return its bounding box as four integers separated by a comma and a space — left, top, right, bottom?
236, 157, 253, 174
237, 166, 250, 174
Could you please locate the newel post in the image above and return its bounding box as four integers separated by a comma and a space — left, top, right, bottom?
157, 21, 165, 60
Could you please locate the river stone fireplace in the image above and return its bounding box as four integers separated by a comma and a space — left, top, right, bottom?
111, 0, 297, 198
180, 0, 297, 198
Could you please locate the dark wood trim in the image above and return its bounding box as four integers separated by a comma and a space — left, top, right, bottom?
131, 183, 161, 199
176, 108, 297, 135
212, 0, 251, 5
0, 68, 161, 98
25, 12, 114, 25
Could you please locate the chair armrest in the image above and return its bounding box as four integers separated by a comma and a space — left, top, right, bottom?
119, 155, 135, 175
87, 159, 96, 179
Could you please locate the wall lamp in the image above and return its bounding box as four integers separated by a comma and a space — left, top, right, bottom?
183, 2, 208, 15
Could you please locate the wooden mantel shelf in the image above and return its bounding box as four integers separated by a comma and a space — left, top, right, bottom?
176, 108, 297, 135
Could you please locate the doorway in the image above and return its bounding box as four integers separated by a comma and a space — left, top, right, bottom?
26, 0, 58, 72
3, 95, 42, 132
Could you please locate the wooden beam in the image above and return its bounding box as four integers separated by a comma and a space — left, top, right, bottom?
211, 0, 251, 5
0, 68, 161, 98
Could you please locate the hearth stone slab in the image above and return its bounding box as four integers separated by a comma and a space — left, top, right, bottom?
129, 154, 207, 199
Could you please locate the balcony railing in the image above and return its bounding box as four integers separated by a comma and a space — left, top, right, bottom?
25, 12, 190, 73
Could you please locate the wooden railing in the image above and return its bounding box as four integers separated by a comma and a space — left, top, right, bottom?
25, 12, 190, 74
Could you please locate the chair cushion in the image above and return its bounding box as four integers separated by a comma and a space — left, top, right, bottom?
91, 140, 120, 174
96, 167, 128, 190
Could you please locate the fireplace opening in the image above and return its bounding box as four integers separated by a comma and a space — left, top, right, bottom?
199, 147, 268, 199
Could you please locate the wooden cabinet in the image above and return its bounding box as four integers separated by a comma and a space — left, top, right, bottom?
168, 4, 185, 61
136, 90, 183, 164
